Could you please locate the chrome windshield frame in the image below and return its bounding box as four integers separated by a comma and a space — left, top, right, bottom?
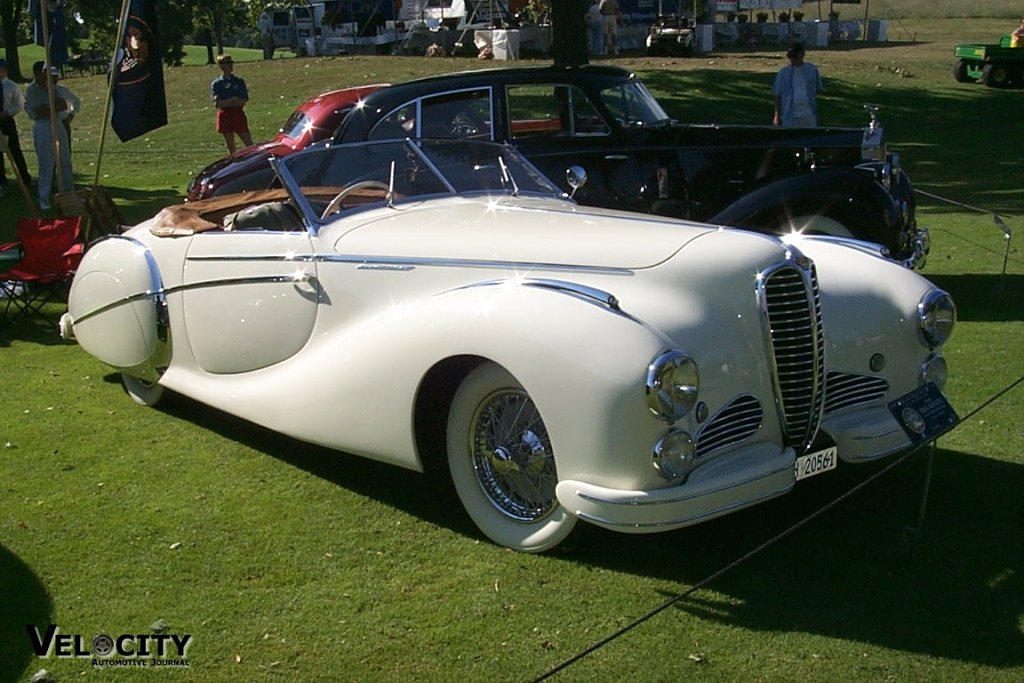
273, 139, 562, 237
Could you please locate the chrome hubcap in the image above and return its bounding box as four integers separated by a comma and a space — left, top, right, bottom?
470, 388, 557, 522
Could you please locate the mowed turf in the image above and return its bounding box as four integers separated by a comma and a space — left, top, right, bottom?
0, 15, 1021, 683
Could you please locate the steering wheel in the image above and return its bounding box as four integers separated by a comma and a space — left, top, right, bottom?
321, 180, 391, 219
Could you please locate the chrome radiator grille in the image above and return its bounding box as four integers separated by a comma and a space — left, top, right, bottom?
760, 263, 825, 453
695, 394, 763, 458
824, 372, 888, 414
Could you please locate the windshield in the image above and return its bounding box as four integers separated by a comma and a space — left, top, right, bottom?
279, 110, 314, 141
598, 81, 671, 127
279, 139, 564, 226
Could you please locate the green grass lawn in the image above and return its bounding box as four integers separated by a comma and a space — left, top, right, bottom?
1, 16, 1022, 683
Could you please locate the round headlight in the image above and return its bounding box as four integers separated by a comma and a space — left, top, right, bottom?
653, 430, 696, 481
918, 290, 955, 348
921, 354, 948, 389
645, 350, 699, 422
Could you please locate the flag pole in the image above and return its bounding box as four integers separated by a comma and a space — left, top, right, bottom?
38, 0, 67, 194
93, 0, 133, 188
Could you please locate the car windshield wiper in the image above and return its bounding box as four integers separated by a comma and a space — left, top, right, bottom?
498, 155, 519, 196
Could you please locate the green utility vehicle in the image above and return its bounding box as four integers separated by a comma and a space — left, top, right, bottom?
953, 35, 1023, 88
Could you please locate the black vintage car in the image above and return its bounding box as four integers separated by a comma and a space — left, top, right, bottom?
334, 65, 928, 267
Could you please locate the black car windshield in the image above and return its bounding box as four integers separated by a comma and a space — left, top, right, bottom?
599, 82, 671, 128
279, 139, 565, 225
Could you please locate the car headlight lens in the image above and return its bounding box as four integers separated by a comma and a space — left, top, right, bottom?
918, 290, 956, 348
653, 429, 696, 481
645, 350, 699, 422
921, 354, 948, 389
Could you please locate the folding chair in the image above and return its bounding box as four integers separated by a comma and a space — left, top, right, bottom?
0, 216, 85, 333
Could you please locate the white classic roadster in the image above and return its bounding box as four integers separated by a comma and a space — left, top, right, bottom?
61, 139, 957, 552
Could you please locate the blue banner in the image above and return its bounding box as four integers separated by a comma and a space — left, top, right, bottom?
30, 0, 69, 65
111, 0, 168, 142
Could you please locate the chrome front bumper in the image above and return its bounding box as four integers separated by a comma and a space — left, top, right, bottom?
555, 443, 795, 533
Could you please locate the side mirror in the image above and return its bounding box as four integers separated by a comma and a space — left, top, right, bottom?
566, 166, 587, 198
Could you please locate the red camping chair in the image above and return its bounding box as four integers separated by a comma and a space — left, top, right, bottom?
0, 216, 85, 333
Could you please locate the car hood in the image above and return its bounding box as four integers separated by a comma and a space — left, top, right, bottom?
326, 195, 737, 271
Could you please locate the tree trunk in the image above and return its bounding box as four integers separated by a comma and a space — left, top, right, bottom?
0, 0, 26, 81
551, 0, 589, 67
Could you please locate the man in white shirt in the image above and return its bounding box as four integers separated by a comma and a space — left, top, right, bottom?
25, 61, 80, 209
772, 41, 823, 128
0, 58, 32, 196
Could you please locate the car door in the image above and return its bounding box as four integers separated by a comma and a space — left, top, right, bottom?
182, 228, 318, 374
504, 83, 648, 214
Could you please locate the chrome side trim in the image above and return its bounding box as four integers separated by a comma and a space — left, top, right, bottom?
454, 277, 626, 314
521, 278, 620, 310
186, 252, 635, 276
72, 273, 311, 326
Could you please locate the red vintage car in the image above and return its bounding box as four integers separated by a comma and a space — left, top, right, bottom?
186, 84, 387, 201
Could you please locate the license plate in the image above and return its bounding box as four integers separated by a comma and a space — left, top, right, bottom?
795, 446, 837, 481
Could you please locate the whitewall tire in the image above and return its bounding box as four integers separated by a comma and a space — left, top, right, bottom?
446, 363, 576, 553
122, 374, 165, 407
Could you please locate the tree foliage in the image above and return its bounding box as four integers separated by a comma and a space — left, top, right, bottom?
0, 0, 261, 72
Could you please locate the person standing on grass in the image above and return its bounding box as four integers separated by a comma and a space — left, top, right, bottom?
259, 8, 276, 60
0, 58, 33, 197
599, 0, 621, 55
586, 0, 604, 56
25, 61, 79, 210
772, 41, 822, 128
211, 54, 254, 154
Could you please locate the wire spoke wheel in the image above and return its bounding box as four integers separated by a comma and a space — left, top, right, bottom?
447, 363, 576, 552
471, 387, 557, 522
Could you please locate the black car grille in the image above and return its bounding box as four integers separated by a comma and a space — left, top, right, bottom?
760, 263, 825, 454
824, 372, 888, 414
695, 394, 763, 458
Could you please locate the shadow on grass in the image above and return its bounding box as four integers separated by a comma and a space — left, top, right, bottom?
927, 273, 1024, 322
572, 446, 1024, 668
0, 309, 77, 348
137, 380, 1023, 668
0, 545, 53, 683
110, 377, 479, 540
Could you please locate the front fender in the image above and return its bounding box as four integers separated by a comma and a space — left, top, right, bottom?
168, 277, 675, 489
708, 167, 901, 251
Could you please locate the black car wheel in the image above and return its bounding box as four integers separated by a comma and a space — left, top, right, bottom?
952, 59, 976, 83
981, 62, 1010, 88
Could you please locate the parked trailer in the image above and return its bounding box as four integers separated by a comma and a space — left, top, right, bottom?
953, 35, 1024, 88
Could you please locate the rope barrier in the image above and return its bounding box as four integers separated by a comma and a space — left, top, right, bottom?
531, 374, 1024, 682
915, 187, 1015, 275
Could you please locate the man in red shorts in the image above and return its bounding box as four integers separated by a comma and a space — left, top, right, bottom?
211, 54, 254, 154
